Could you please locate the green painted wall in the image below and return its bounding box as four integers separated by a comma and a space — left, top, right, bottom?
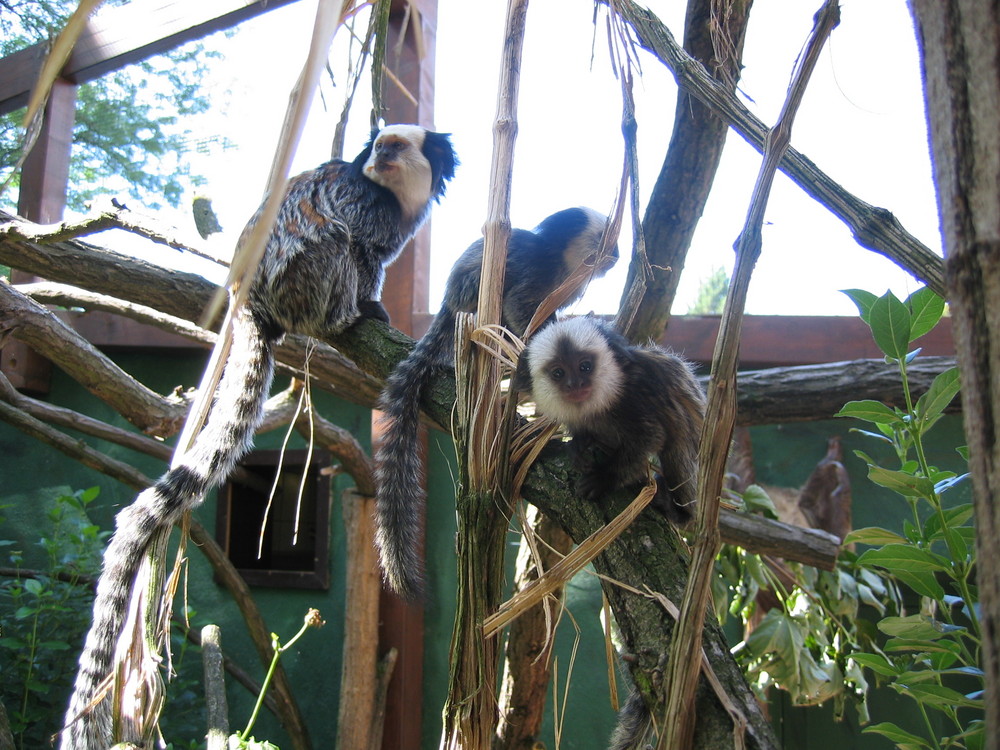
0, 348, 972, 749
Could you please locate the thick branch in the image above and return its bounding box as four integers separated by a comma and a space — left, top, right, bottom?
0, 213, 384, 406
615, 0, 946, 297
19, 281, 216, 344
730, 356, 958, 424
521, 452, 779, 750
0, 202, 225, 264
0, 281, 189, 434
622, 0, 753, 339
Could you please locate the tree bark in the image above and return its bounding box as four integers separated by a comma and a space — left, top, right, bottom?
909, 3, 1000, 744
521, 452, 780, 750
621, 0, 753, 340
495, 506, 574, 750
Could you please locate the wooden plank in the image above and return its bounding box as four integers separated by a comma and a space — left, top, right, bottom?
0, 0, 301, 114
661, 314, 955, 369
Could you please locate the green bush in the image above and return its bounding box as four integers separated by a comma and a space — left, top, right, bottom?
0, 487, 105, 749
837, 288, 981, 749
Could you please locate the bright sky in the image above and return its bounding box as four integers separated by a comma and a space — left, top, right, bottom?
98, 0, 941, 318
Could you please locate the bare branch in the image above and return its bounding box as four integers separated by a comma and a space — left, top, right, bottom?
614, 0, 946, 297
0, 281, 189, 435
0, 201, 229, 265
18, 282, 216, 345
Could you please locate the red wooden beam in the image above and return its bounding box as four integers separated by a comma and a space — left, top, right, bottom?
0, 0, 301, 114
376, 2, 439, 748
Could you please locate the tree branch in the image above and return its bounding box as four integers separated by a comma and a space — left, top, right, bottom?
521, 452, 779, 750
614, 0, 946, 297
0, 281, 190, 434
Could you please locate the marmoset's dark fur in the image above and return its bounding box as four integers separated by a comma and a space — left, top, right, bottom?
515, 316, 705, 522
374, 207, 618, 600
60, 124, 456, 750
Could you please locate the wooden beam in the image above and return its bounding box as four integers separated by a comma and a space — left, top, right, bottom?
376, 2, 439, 749
661, 314, 955, 369
0, 0, 301, 114
2, 79, 77, 394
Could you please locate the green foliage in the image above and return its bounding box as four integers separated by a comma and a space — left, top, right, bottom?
687, 266, 730, 314
0, 487, 106, 750
717, 288, 979, 747
837, 288, 980, 749
0, 488, 208, 748
1, 0, 221, 213
719, 538, 894, 724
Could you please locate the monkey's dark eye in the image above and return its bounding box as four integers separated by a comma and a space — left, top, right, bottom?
579, 360, 593, 373
550, 367, 565, 381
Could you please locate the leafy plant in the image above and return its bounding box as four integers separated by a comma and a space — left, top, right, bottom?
0, 487, 106, 750
836, 287, 981, 749
720, 504, 896, 724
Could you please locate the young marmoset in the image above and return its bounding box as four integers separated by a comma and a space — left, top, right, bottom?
61, 124, 456, 750
514, 316, 705, 522
375, 207, 618, 600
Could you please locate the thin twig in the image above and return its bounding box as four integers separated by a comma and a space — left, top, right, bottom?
660, 4, 841, 749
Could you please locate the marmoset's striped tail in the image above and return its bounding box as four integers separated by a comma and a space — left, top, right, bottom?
373, 309, 455, 601
60, 306, 275, 750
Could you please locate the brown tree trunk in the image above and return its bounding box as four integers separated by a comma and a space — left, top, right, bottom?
909, 2, 1000, 745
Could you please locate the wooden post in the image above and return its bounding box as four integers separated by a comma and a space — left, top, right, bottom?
2, 78, 77, 394
375, 2, 438, 749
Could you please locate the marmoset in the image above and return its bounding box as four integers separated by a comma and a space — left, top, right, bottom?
514, 315, 704, 522
60, 124, 457, 750
374, 207, 618, 599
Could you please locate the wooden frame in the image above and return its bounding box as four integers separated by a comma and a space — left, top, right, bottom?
216, 449, 332, 591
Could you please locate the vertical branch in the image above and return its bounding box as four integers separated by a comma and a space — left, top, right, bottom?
910, 2, 1000, 744
442, 1, 529, 746
336, 490, 382, 750
495, 506, 574, 749
659, 3, 840, 749
201, 625, 229, 750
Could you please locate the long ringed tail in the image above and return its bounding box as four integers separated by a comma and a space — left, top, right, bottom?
60, 306, 275, 750
374, 311, 454, 600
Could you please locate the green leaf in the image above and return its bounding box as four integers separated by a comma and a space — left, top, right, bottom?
836, 400, 904, 426
878, 614, 962, 641
841, 289, 879, 323
851, 652, 899, 677
744, 610, 803, 657
915, 367, 961, 424
906, 287, 945, 341
944, 526, 969, 562
869, 291, 912, 360
850, 428, 894, 445
23, 577, 43, 595
844, 526, 907, 546
892, 569, 947, 600
863, 721, 933, 748
898, 682, 983, 709
866, 466, 935, 498
934, 473, 969, 497
924, 503, 975, 540
884, 637, 962, 656
858, 543, 951, 583
741, 484, 778, 518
